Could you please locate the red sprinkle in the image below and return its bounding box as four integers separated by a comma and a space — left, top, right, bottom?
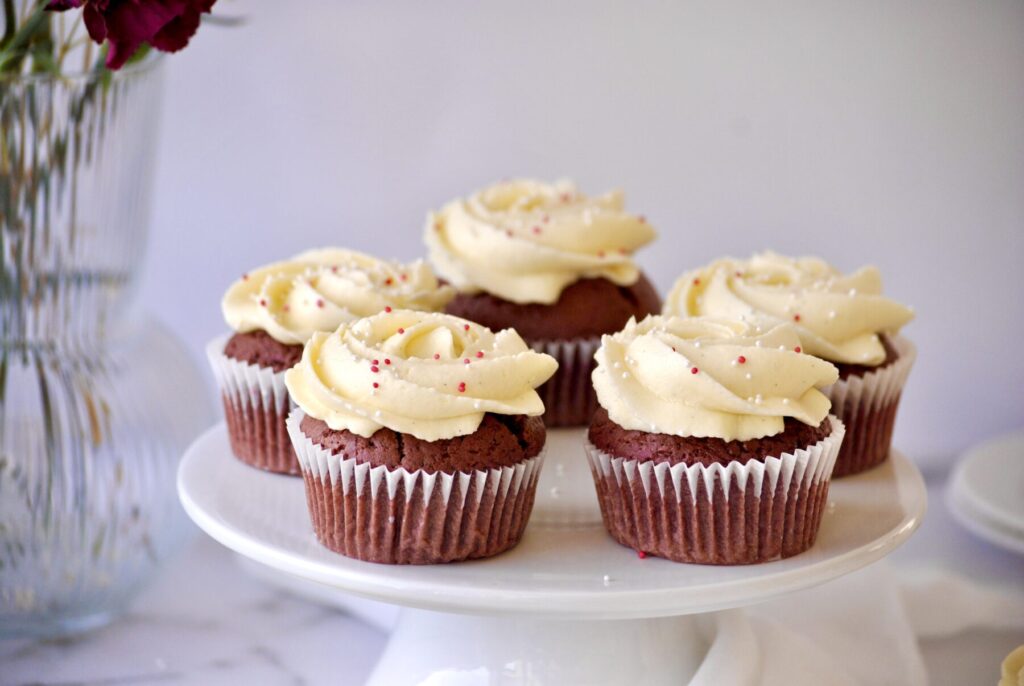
476, 351, 484, 358
691, 367, 699, 374
242, 273, 249, 281
371, 366, 380, 373
259, 298, 267, 307
384, 277, 393, 286
506, 229, 513, 237
433, 353, 441, 360
542, 214, 549, 223
693, 278, 701, 286
400, 274, 408, 282
372, 359, 379, 365
793, 314, 801, 322
331, 265, 339, 273
316, 299, 325, 308
457, 382, 466, 393
794, 346, 802, 353
638, 215, 646, 223
532, 226, 542, 234
384, 306, 392, 313
619, 248, 628, 255
637, 551, 647, 559
384, 358, 391, 365
597, 250, 606, 258
433, 222, 441, 231
463, 358, 471, 364
463, 324, 470, 331
372, 382, 379, 389
397, 327, 405, 334
737, 356, 747, 364
283, 305, 290, 312
560, 192, 572, 202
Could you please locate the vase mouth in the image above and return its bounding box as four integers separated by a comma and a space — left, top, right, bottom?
0, 52, 163, 84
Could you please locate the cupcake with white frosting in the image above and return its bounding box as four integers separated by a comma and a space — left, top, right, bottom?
285, 309, 558, 564
664, 251, 915, 476
586, 315, 845, 564
425, 179, 660, 426
210, 248, 453, 474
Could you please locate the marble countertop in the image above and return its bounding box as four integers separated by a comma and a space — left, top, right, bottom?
2, 470, 1022, 686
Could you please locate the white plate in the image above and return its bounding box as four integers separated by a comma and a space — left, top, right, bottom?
178, 424, 926, 621
947, 430, 1024, 555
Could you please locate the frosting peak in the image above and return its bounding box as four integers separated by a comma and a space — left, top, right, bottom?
593, 315, 838, 441
663, 251, 914, 365
222, 248, 454, 345
285, 310, 559, 441
425, 179, 656, 305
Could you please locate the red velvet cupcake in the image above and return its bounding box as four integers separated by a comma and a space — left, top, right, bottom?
209, 249, 452, 474
285, 310, 558, 564
586, 316, 844, 565
425, 179, 660, 427
665, 252, 914, 476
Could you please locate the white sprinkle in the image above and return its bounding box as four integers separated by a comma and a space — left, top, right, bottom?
747, 396, 755, 403
755, 340, 763, 348
754, 325, 763, 333
626, 357, 635, 365
555, 463, 565, 476
828, 310, 837, 319
388, 515, 396, 523
755, 394, 763, 405
374, 410, 382, 418
778, 344, 786, 351
848, 288, 857, 297
473, 401, 482, 410
603, 575, 613, 586
745, 372, 752, 380
621, 372, 629, 379
694, 341, 702, 348
731, 359, 739, 367
613, 361, 621, 369
782, 398, 790, 405
550, 487, 561, 498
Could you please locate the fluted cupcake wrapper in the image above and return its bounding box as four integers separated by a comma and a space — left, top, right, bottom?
528, 336, 601, 428
206, 335, 299, 475
287, 408, 545, 565
823, 335, 916, 477
584, 416, 845, 565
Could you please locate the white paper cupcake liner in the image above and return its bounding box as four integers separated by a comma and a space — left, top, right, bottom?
822, 334, 916, 477
286, 408, 545, 564
584, 416, 845, 564
528, 336, 602, 427
206, 334, 298, 474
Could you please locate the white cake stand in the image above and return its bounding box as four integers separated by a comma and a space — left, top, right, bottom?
178, 425, 926, 685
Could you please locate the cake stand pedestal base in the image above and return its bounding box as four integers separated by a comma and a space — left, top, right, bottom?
367, 608, 708, 686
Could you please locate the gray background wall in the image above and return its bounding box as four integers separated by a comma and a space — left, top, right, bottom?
140, 0, 1024, 467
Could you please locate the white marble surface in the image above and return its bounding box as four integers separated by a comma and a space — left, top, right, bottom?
2, 470, 1022, 686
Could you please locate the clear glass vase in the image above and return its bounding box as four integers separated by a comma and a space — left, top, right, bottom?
0, 58, 212, 637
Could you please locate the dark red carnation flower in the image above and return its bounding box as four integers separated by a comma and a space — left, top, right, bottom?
46, 0, 216, 70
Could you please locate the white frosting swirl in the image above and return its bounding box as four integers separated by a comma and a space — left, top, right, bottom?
425, 179, 656, 305
285, 310, 559, 441
663, 252, 914, 365
593, 316, 838, 441
222, 248, 454, 345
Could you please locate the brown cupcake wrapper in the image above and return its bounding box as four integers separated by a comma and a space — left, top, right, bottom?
823, 335, 916, 477
528, 336, 601, 428
206, 335, 300, 475
584, 416, 845, 565
287, 408, 545, 565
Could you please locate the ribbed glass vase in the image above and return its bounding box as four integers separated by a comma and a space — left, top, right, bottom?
0, 57, 212, 637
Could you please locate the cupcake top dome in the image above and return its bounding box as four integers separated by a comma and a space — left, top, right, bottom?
592, 315, 838, 441
425, 179, 656, 305
285, 310, 559, 442
222, 248, 454, 346
663, 251, 914, 366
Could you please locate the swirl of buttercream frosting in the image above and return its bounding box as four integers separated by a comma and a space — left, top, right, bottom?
593, 315, 838, 441
663, 251, 914, 365
285, 310, 559, 441
222, 248, 454, 345
425, 179, 656, 305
